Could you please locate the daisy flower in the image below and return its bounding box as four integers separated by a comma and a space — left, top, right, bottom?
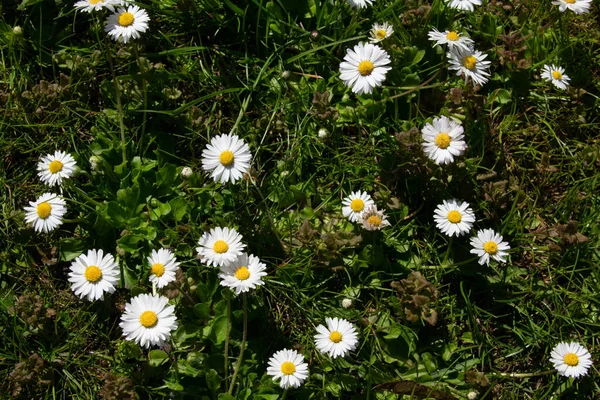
369, 22, 394, 43
447, 47, 491, 87
105, 5, 149, 43
552, 0, 591, 14
266, 349, 309, 389
469, 229, 510, 266
120, 294, 178, 348
434, 199, 475, 237
360, 206, 391, 231
68, 249, 120, 301
24, 193, 67, 233
342, 190, 375, 222
201, 133, 252, 184
346, 0, 374, 8
218, 253, 267, 295
74, 0, 118, 13
446, 0, 481, 11
314, 317, 359, 359
339, 42, 392, 95
147, 249, 180, 289
196, 227, 246, 267
37, 150, 77, 186
550, 342, 593, 378
427, 28, 474, 51
541, 64, 571, 90
421, 116, 467, 165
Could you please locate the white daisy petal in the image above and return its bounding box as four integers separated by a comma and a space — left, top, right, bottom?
23, 193, 67, 233
68, 249, 120, 301
550, 342, 592, 378
360, 206, 391, 231
147, 248, 180, 288
218, 253, 267, 294
551, 0, 591, 14
201, 134, 252, 184
339, 42, 391, 95
369, 22, 394, 43
104, 5, 150, 44
446, 0, 481, 11
196, 227, 246, 267
447, 47, 491, 87
314, 317, 359, 359
469, 229, 510, 266
266, 349, 309, 389
540, 64, 571, 90
427, 28, 474, 51
433, 199, 475, 237
342, 191, 375, 222
119, 294, 178, 348
421, 116, 467, 165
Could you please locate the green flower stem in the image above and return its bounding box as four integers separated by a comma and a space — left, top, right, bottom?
493, 369, 556, 378
104, 37, 127, 166
131, 42, 148, 152
224, 290, 231, 391
228, 293, 247, 395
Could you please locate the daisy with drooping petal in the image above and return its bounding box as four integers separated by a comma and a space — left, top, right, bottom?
369, 22, 394, 43
218, 253, 267, 294
428, 28, 474, 51
314, 317, 359, 359
469, 229, 510, 266
105, 5, 149, 43
266, 349, 309, 389
24, 193, 67, 233
339, 42, 392, 95
196, 227, 246, 267
434, 199, 475, 237
421, 116, 467, 165
147, 249, 180, 289
541, 65, 571, 90
74, 0, 118, 13
552, 0, 591, 14
68, 249, 120, 301
37, 150, 77, 186
446, 0, 481, 11
550, 342, 593, 378
120, 294, 178, 348
346, 0, 374, 8
342, 191, 375, 222
360, 206, 391, 231
201, 133, 252, 184
447, 47, 491, 87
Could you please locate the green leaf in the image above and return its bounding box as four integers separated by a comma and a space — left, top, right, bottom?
169, 197, 188, 221
59, 238, 85, 261
148, 350, 169, 367
206, 369, 221, 395
208, 315, 228, 345
117, 233, 146, 253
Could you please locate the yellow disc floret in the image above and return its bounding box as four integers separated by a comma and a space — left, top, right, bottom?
36, 202, 52, 219
118, 12, 135, 27
48, 160, 63, 174
350, 199, 365, 212
483, 241, 498, 255
329, 330, 343, 343
435, 133, 451, 149
446, 31, 459, 41
280, 361, 296, 375
376, 29, 387, 40
563, 353, 579, 366
358, 60, 374, 76
139, 311, 158, 328
90, 0, 103, 4
552, 70, 563, 80
462, 55, 477, 71
564, 0, 576, 3
367, 215, 382, 227
447, 210, 462, 223
84, 266, 102, 283
235, 266, 250, 281
151, 263, 165, 277
213, 240, 229, 254
219, 150, 235, 166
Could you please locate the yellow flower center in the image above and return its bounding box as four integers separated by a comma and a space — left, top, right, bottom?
446, 31, 459, 41
367, 215, 382, 227
350, 199, 365, 212
84, 266, 102, 283
329, 330, 343, 343
48, 160, 63, 174
462, 55, 477, 71
219, 150, 234, 166
118, 12, 135, 27
89, 0, 103, 4
483, 241, 498, 255
435, 133, 451, 149
376, 29, 387, 39
235, 266, 250, 281
36, 202, 52, 219
151, 263, 165, 277
564, 0, 576, 3
447, 210, 462, 223
552, 70, 563, 80
280, 361, 296, 375
139, 311, 158, 328
358, 60, 374, 76
213, 240, 229, 254
563, 353, 579, 366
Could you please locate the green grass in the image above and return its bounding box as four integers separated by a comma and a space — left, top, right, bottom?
1, 0, 600, 398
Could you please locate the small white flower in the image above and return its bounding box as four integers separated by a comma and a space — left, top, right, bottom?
434, 199, 475, 237
120, 294, 178, 348
147, 249, 180, 289
369, 22, 394, 43
218, 253, 267, 295
552, 0, 591, 14
467, 391, 479, 400
446, 0, 481, 11
339, 42, 392, 95
318, 128, 328, 139
68, 249, 120, 301
342, 191, 375, 222
13, 26, 23, 36
201, 133, 252, 184
427, 28, 474, 51
360, 206, 391, 231
266, 349, 309, 389
541, 64, 571, 90
24, 193, 67, 233
342, 298, 353, 309
447, 47, 491, 87
346, 0, 374, 8
196, 227, 246, 267
422, 116, 467, 165
550, 342, 593, 378
105, 5, 149, 43
469, 229, 510, 266
315, 317, 359, 359
180, 166, 193, 178
37, 150, 76, 186
74, 0, 119, 13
